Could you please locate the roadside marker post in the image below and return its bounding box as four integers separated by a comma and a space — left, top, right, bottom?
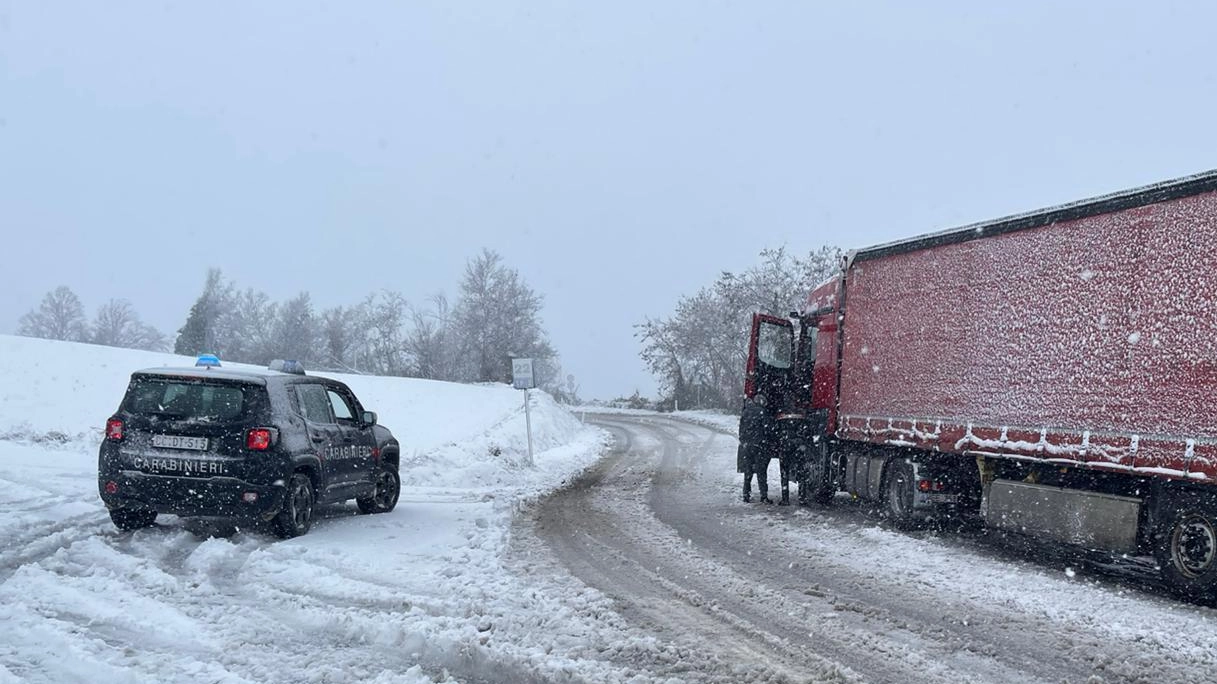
512, 358, 536, 467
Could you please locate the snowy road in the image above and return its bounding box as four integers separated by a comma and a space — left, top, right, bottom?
521, 413, 1217, 683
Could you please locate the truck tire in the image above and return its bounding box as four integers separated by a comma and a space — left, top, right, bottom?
883, 460, 917, 529
799, 439, 834, 506
1155, 499, 1217, 598
273, 473, 315, 538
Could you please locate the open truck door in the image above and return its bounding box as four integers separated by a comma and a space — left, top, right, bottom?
742, 313, 793, 465
740, 313, 795, 502
745, 313, 794, 406
744, 312, 835, 506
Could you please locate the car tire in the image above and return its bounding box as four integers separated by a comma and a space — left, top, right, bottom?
357, 467, 400, 514
273, 473, 315, 538
109, 508, 157, 531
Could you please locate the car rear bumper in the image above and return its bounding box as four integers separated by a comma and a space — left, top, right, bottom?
99, 471, 287, 519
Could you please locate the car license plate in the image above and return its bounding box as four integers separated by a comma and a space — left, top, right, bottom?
925, 492, 959, 504
152, 434, 208, 451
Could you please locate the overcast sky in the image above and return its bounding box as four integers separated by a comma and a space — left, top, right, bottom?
3, 1, 1216, 398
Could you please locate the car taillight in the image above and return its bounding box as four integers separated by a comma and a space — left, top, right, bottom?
106, 419, 124, 441
247, 428, 274, 451
917, 479, 932, 492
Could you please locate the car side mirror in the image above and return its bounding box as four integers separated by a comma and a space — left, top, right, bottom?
361, 410, 377, 426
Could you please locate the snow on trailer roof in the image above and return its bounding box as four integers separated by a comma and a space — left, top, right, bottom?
851, 167, 1217, 264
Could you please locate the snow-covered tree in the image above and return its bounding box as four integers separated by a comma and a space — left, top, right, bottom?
320, 305, 365, 372
175, 268, 231, 356
638, 245, 842, 410
216, 288, 279, 365
90, 299, 167, 351
358, 290, 410, 376
17, 286, 88, 342
451, 249, 554, 384
271, 292, 320, 364
406, 294, 458, 380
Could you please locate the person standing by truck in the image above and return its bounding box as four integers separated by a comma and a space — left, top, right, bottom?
739, 394, 775, 503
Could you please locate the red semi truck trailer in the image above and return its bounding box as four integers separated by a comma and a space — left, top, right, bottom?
743, 169, 1217, 596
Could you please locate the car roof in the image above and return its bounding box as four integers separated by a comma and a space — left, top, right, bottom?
131, 366, 311, 385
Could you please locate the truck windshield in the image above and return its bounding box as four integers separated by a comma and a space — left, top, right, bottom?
125, 378, 246, 421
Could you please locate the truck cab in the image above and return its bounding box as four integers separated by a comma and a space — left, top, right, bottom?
742, 277, 842, 504
743, 274, 972, 518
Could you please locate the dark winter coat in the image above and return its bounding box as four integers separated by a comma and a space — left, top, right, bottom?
737, 400, 776, 473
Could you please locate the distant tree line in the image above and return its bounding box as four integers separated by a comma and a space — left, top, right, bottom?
172, 249, 571, 399
16, 249, 574, 401
17, 286, 168, 352
637, 245, 842, 412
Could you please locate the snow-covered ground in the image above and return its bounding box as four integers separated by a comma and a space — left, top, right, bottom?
19, 341, 1212, 683
663, 410, 739, 435
577, 407, 740, 436
548, 413, 1217, 683
0, 336, 634, 683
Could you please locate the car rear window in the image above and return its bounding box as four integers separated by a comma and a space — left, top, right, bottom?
125, 378, 247, 421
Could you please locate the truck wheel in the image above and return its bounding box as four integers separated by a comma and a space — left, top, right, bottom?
357, 468, 400, 514
1156, 503, 1217, 598
883, 460, 916, 528
109, 508, 157, 531
273, 473, 315, 538
799, 440, 834, 506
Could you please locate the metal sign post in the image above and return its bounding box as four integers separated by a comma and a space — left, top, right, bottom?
512, 358, 536, 467
523, 390, 534, 466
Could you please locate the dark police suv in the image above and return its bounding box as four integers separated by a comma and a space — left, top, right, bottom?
98, 356, 401, 538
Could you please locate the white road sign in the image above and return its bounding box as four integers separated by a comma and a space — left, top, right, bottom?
512, 358, 535, 390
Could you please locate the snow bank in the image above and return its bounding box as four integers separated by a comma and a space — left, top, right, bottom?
667, 409, 740, 435
0, 335, 630, 683
0, 335, 596, 495
583, 406, 741, 436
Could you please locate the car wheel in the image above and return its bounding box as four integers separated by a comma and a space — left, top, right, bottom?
357, 468, 400, 514
273, 473, 315, 538
109, 508, 157, 531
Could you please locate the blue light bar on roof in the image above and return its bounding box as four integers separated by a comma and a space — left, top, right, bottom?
268, 359, 306, 375
195, 354, 222, 368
